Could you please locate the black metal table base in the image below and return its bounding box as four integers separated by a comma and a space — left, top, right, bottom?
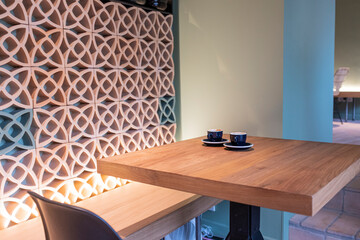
225, 202, 264, 240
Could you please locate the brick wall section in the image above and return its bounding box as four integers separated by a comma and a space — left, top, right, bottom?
290, 174, 360, 240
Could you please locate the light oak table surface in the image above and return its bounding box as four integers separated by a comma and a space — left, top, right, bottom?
98, 135, 360, 216
0, 182, 220, 240
337, 91, 360, 98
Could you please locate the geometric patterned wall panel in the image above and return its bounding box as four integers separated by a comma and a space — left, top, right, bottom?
0, 0, 175, 229
31, 106, 68, 147
0, 109, 35, 155
158, 96, 176, 125
29, 68, 67, 108
0, 67, 32, 110
0, 24, 30, 67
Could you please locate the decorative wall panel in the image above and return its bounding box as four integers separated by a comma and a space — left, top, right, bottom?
29, 68, 67, 107
0, 24, 30, 67
32, 106, 68, 147
0, 109, 35, 155
0, 1, 28, 25
0, 67, 32, 110
158, 96, 176, 125
62, 31, 93, 68
0, 0, 174, 229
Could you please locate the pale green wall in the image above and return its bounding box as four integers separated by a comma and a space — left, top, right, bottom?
176, 0, 284, 141
335, 0, 360, 91
175, 1, 284, 239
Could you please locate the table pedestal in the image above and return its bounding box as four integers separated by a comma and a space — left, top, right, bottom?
226, 202, 264, 240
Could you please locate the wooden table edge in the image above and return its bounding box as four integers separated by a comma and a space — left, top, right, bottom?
336, 92, 360, 98
312, 157, 360, 215
118, 192, 201, 237
97, 160, 314, 216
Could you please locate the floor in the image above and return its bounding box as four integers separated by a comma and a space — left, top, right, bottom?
333, 121, 360, 144
289, 121, 360, 240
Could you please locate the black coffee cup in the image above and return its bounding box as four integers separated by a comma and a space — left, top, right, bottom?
230, 132, 247, 146
207, 129, 223, 142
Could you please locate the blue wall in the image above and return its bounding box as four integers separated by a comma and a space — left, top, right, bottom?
282, 1, 335, 239
283, 0, 335, 143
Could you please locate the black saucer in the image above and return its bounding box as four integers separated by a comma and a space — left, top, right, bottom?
223, 142, 253, 150
202, 138, 230, 146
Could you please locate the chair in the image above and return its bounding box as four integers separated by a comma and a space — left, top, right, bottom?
333, 67, 350, 124
28, 191, 122, 240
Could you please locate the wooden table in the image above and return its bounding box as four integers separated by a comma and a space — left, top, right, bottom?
337, 91, 360, 98
98, 136, 360, 240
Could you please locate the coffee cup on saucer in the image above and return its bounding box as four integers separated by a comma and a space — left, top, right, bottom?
207, 129, 223, 142
230, 132, 247, 146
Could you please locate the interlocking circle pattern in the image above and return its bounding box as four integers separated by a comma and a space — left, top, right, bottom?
0, 109, 35, 155
32, 106, 68, 148
0, 25, 30, 67
158, 97, 176, 125
0, 67, 32, 110
0, 0, 175, 229
0, 0, 28, 25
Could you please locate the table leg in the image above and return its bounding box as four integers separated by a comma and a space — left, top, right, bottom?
346, 98, 348, 122
353, 99, 356, 121
225, 202, 264, 240
195, 215, 202, 240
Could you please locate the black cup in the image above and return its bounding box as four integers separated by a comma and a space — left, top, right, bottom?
230, 132, 247, 146
207, 129, 223, 142
149, 0, 168, 11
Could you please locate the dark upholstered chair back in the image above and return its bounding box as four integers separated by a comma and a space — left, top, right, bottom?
28, 191, 122, 240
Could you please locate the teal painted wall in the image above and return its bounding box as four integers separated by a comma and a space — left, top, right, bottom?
283, 0, 335, 239
173, 0, 182, 141
283, 0, 335, 143
201, 201, 229, 238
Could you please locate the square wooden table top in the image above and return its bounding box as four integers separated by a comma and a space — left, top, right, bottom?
98, 135, 360, 216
